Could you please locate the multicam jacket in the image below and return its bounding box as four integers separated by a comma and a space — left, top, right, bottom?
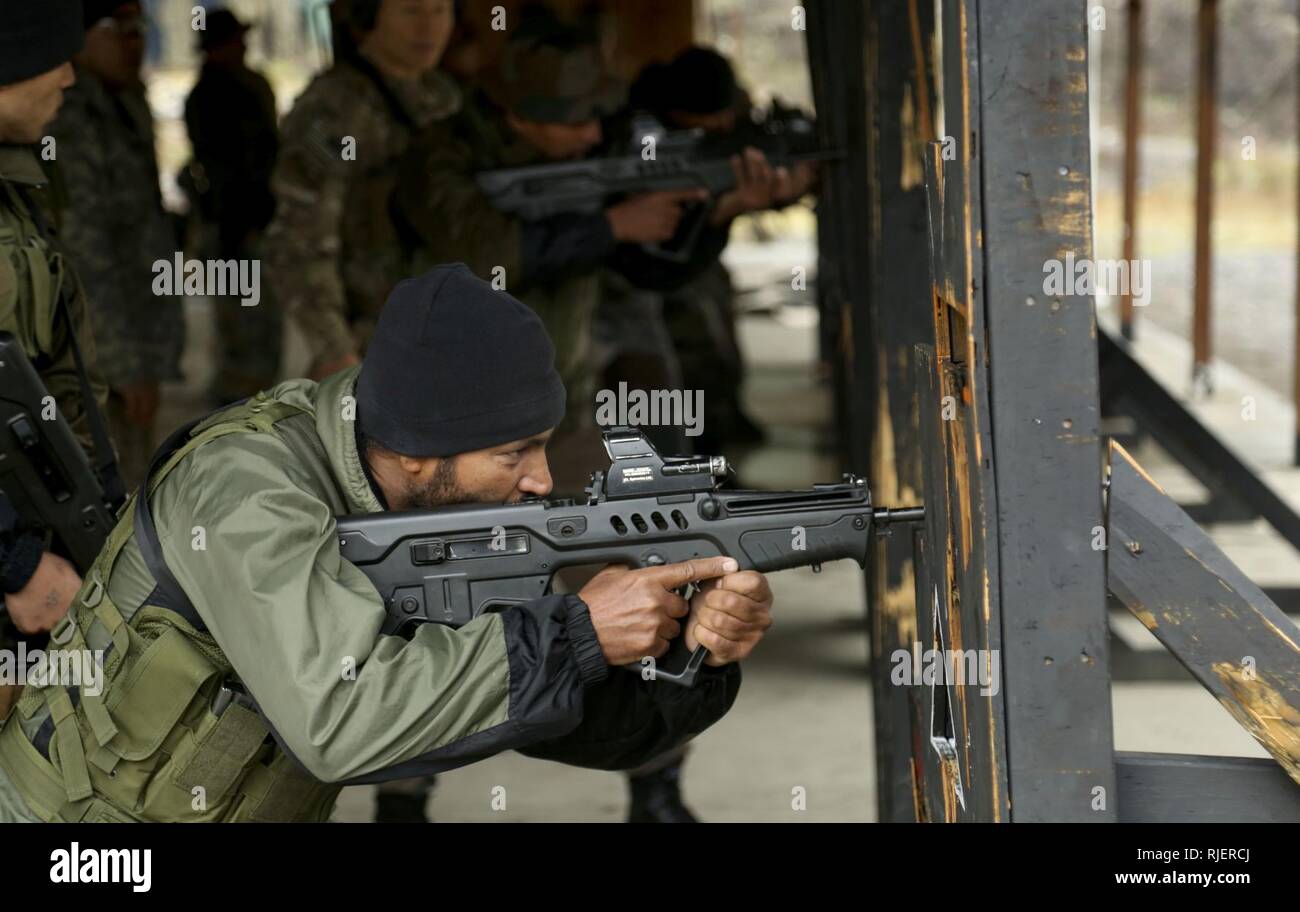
263, 55, 460, 370
395, 90, 616, 409
48, 68, 182, 388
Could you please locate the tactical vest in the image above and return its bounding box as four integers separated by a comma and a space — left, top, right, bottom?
0, 393, 341, 821
0, 172, 123, 503
0, 178, 61, 357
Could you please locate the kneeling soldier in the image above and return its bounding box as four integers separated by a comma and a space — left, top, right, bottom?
0, 264, 773, 822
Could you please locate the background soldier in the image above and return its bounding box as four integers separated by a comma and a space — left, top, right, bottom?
263, 0, 459, 382
397, 26, 702, 493
0, 1, 116, 752
49, 0, 183, 490
611, 46, 819, 455
182, 9, 281, 407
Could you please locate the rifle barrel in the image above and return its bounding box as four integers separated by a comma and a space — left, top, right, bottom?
873, 506, 925, 526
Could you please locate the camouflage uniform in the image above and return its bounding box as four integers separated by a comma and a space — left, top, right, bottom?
0, 144, 110, 728
0, 149, 107, 442
397, 91, 601, 397
263, 56, 460, 373
396, 89, 617, 493
48, 68, 182, 489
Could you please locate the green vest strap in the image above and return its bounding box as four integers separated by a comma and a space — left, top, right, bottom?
132, 396, 308, 632
45, 686, 91, 803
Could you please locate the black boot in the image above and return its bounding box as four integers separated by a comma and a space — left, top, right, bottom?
626, 761, 698, 823
374, 791, 430, 823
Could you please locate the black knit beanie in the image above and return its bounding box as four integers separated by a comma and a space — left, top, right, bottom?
0, 0, 85, 88
659, 47, 738, 116
356, 264, 567, 457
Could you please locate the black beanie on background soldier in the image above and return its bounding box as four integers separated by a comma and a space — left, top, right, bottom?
0, 0, 84, 88
357, 264, 567, 457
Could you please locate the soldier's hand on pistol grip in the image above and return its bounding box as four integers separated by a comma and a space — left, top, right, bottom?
605, 188, 709, 244
684, 570, 774, 666
578, 555, 740, 667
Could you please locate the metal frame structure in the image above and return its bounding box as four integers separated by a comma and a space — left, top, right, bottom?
807, 0, 1300, 822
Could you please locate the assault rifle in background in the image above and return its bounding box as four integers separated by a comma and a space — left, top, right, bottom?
476, 100, 838, 267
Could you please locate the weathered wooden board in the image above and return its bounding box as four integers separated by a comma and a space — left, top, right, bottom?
806, 0, 937, 821
1116, 752, 1300, 822
975, 0, 1117, 821
1107, 441, 1300, 785
913, 343, 1008, 821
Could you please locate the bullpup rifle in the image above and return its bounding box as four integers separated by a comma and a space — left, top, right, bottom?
337, 426, 922, 687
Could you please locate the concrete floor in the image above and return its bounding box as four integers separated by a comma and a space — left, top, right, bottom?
152, 260, 1292, 822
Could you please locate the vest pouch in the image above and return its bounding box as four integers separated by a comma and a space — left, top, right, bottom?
233, 750, 340, 822
0, 244, 17, 325
103, 625, 218, 763
171, 699, 271, 810
59, 622, 229, 822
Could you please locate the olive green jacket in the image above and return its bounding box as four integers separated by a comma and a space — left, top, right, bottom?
98, 367, 739, 782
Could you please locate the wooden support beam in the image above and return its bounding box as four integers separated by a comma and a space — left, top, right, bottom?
976, 0, 1117, 822
1116, 752, 1300, 822
1107, 441, 1300, 785
806, 0, 937, 821
907, 0, 1116, 822
1294, 9, 1300, 465
1192, 0, 1218, 389
1120, 0, 1143, 340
